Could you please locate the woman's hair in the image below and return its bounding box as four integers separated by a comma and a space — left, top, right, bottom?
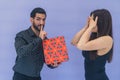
89, 9, 113, 63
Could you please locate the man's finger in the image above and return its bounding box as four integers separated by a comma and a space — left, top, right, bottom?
40, 26, 43, 31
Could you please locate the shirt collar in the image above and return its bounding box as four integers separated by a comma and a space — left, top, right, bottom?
28, 27, 36, 37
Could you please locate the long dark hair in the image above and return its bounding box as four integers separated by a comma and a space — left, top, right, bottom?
89, 9, 113, 63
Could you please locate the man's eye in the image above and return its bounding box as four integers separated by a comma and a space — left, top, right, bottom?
36, 19, 40, 21
43, 19, 45, 21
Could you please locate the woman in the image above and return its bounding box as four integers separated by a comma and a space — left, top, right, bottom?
71, 9, 113, 80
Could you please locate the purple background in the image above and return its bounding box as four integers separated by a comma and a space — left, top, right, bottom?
0, 0, 120, 80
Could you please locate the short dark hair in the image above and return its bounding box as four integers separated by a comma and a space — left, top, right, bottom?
30, 7, 46, 18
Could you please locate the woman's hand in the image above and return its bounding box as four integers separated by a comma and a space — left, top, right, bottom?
88, 14, 98, 30
85, 17, 90, 29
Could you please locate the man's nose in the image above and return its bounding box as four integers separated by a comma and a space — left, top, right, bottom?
40, 20, 44, 24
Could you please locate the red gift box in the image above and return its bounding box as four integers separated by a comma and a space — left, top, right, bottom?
42, 36, 69, 65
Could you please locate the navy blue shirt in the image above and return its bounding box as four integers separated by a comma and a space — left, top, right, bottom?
82, 51, 110, 80
13, 27, 44, 77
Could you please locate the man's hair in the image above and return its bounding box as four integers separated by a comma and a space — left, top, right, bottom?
30, 7, 46, 18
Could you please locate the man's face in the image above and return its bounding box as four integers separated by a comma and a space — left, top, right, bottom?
31, 13, 46, 31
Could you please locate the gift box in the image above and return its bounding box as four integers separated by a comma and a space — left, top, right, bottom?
42, 36, 69, 65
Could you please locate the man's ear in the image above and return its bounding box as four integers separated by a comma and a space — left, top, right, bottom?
30, 17, 33, 23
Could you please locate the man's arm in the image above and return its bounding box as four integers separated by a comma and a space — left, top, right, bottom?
15, 34, 43, 58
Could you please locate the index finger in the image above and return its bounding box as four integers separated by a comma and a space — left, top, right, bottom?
40, 26, 43, 31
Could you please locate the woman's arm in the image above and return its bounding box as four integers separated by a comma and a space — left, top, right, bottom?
71, 17, 90, 46
77, 35, 113, 51
76, 15, 113, 52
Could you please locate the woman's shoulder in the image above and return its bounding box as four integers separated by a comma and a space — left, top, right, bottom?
98, 35, 113, 42
97, 35, 113, 56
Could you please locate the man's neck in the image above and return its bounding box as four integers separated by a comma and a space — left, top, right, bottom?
31, 26, 39, 37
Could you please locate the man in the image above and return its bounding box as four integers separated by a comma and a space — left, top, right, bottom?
13, 7, 59, 80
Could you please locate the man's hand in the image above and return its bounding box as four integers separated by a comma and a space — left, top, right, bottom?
51, 62, 61, 67
47, 62, 61, 69
39, 26, 47, 40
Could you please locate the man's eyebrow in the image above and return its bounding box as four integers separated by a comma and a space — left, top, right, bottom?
36, 17, 40, 18
36, 17, 45, 19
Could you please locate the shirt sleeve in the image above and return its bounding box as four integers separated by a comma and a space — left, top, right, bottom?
14, 34, 43, 58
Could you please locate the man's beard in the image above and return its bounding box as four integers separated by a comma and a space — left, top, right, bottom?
33, 23, 44, 32
33, 25, 40, 32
